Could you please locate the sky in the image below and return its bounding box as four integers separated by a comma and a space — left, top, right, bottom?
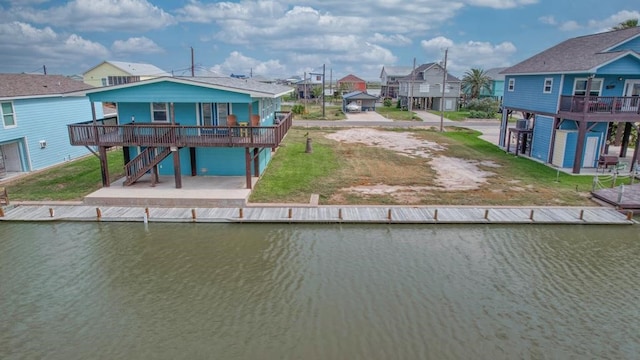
0, 0, 638, 81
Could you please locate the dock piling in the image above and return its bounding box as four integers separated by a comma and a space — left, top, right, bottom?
96, 208, 102, 220
239, 208, 244, 219
49, 208, 54, 217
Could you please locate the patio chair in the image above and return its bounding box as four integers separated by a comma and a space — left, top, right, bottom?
0, 187, 9, 206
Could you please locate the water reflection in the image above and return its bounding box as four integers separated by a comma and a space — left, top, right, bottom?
1, 223, 638, 359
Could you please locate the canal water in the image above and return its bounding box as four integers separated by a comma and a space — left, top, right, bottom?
1, 222, 638, 359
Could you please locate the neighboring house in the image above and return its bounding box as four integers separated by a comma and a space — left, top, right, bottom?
481, 67, 506, 101
67, 76, 294, 189
0, 74, 100, 179
342, 91, 378, 112
336, 74, 367, 93
295, 72, 324, 99
380, 66, 413, 98
500, 26, 640, 174
397, 63, 461, 111
83, 60, 171, 87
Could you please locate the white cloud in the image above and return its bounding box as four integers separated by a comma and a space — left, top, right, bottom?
16, 0, 175, 32
421, 36, 517, 74
210, 51, 287, 77
112, 37, 164, 54
538, 15, 557, 25
464, 0, 538, 9
587, 10, 640, 31
558, 20, 581, 32
0, 21, 108, 73
369, 33, 412, 46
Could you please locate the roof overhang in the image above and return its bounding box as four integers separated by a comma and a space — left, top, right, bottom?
66, 76, 293, 99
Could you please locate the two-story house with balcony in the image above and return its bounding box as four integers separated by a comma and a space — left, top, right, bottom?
397, 63, 461, 111
67, 76, 293, 191
380, 66, 412, 99
500, 27, 640, 174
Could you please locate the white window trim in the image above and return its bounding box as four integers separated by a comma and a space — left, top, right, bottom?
151, 102, 169, 123
1, 101, 17, 128
508, 78, 515, 92
573, 78, 603, 96
543, 78, 553, 94
419, 83, 430, 93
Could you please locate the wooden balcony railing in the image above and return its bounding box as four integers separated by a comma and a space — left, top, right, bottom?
559, 95, 640, 115
68, 111, 293, 148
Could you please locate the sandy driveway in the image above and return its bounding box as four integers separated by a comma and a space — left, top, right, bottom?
325, 128, 499, 194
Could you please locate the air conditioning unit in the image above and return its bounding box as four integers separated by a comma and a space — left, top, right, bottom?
516, 119, 528, 130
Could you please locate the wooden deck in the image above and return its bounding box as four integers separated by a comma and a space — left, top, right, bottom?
592, 183, 640, 210
0, 205, 634, 225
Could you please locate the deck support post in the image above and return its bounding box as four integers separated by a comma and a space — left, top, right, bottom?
620, 122, 632, 158
631, 125, 640, 173
572, 120, 587, 174
245, 148, 252, 189
253, 148, 260, 177
172, 147, 182, 189
190, 148, 197, 176
98, 146, 110, 187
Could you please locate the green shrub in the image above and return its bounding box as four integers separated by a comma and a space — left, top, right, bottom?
383, 98, 393, 107
291, 104, 305, 115
465, 98, 499, 118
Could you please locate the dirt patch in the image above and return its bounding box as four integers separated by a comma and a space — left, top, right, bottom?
325, 128, 497, 192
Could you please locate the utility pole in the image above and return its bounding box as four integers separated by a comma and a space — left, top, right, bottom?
304, 71, 307, 105
43, 65, 47, 75
322, 64, 326, 118
191, 47, 195, 77
330, 68, 333, 103
440, 48, 448, 132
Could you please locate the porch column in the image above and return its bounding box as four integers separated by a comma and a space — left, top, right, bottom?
548, 117, 560, 163
619, 122, 632, 158
190, 148, 197, 176
98, 146, 110, 187
253, 148, 260, 177
245, 147, 252, 189
631, 125, 640, 173
572, 120, 587, 174
172, 147, 182, 188
498, 109, 509, 147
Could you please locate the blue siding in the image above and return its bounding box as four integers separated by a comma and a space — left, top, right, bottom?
597, 55, 640, 75
89, 82, 252, 103
502, 75, 562, 113
560, 132, 603, 168
561, 74, 640, 97
531, 115, 554, 161
1, 96, 98, 171
155, 147, 271, 176
609, 35, 640, 52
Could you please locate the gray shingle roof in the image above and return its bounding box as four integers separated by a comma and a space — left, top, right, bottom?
381, 66, 413, 77
398, 63, 461, 82
343, 91, 378, 99
502, 27, 640, 75
484, 67, 507, 81
176, 76, 293, 96
102, 61, 171, 77
0, 73, 94, 98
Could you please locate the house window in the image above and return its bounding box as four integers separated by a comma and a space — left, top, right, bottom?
1, 102, 16, 127
151, 103, 169, 122
573, 78, 603, 96
101, 78, 107, 86
107, 76, 140, 86
419, 84, 430, 93
199, 103, 230, 126
316, 75, 321, 81
508, 78, 515, 92
543, 78, 553, 93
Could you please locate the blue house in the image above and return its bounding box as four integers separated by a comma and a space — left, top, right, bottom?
0, 74, 99, 179
481, 67, 506, 101
500, 27, 640, 174
68, 76, 293, 189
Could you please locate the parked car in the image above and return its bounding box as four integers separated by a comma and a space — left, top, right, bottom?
346, 102, 361, 112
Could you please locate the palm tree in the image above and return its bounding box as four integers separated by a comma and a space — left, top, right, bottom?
612, 19, 638, 30
461, 68, 492, 99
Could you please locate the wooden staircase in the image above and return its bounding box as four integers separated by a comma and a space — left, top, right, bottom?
123, 147, 172, 186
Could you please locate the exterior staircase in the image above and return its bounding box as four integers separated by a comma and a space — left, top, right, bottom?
123, 147, 172, 186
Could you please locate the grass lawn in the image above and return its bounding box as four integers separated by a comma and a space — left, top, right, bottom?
375, 106, 420, 121
251, 127, 627, 206
3, 149, 125, 201
281, 104, 346, 120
